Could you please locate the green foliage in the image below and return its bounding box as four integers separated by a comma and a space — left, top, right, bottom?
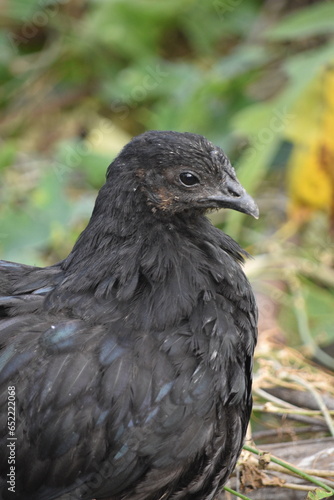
267, 2, 334, 39
307, 488, 334, 499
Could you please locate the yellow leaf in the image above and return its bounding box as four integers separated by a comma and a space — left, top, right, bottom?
286, 66, 334, 227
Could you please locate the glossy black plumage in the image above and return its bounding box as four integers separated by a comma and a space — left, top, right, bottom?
0, 131, 258, 500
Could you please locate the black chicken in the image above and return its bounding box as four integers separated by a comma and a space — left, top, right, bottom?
0, 131, 258, 500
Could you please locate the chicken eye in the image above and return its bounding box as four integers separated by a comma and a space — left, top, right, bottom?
179, 172, 200, 187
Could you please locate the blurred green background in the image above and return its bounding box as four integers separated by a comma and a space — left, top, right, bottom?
1, 1, 334, 372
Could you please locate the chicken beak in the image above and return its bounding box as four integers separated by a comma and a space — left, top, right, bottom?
204, 176, 259, 219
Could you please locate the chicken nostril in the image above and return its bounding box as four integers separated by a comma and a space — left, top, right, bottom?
228, 188, 240, 198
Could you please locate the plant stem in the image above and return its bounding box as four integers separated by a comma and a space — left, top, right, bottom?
243, 444, 334, 493
223, 485, 253, 500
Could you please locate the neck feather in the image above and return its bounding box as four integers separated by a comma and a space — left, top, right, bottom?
48, 183, 247, 329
